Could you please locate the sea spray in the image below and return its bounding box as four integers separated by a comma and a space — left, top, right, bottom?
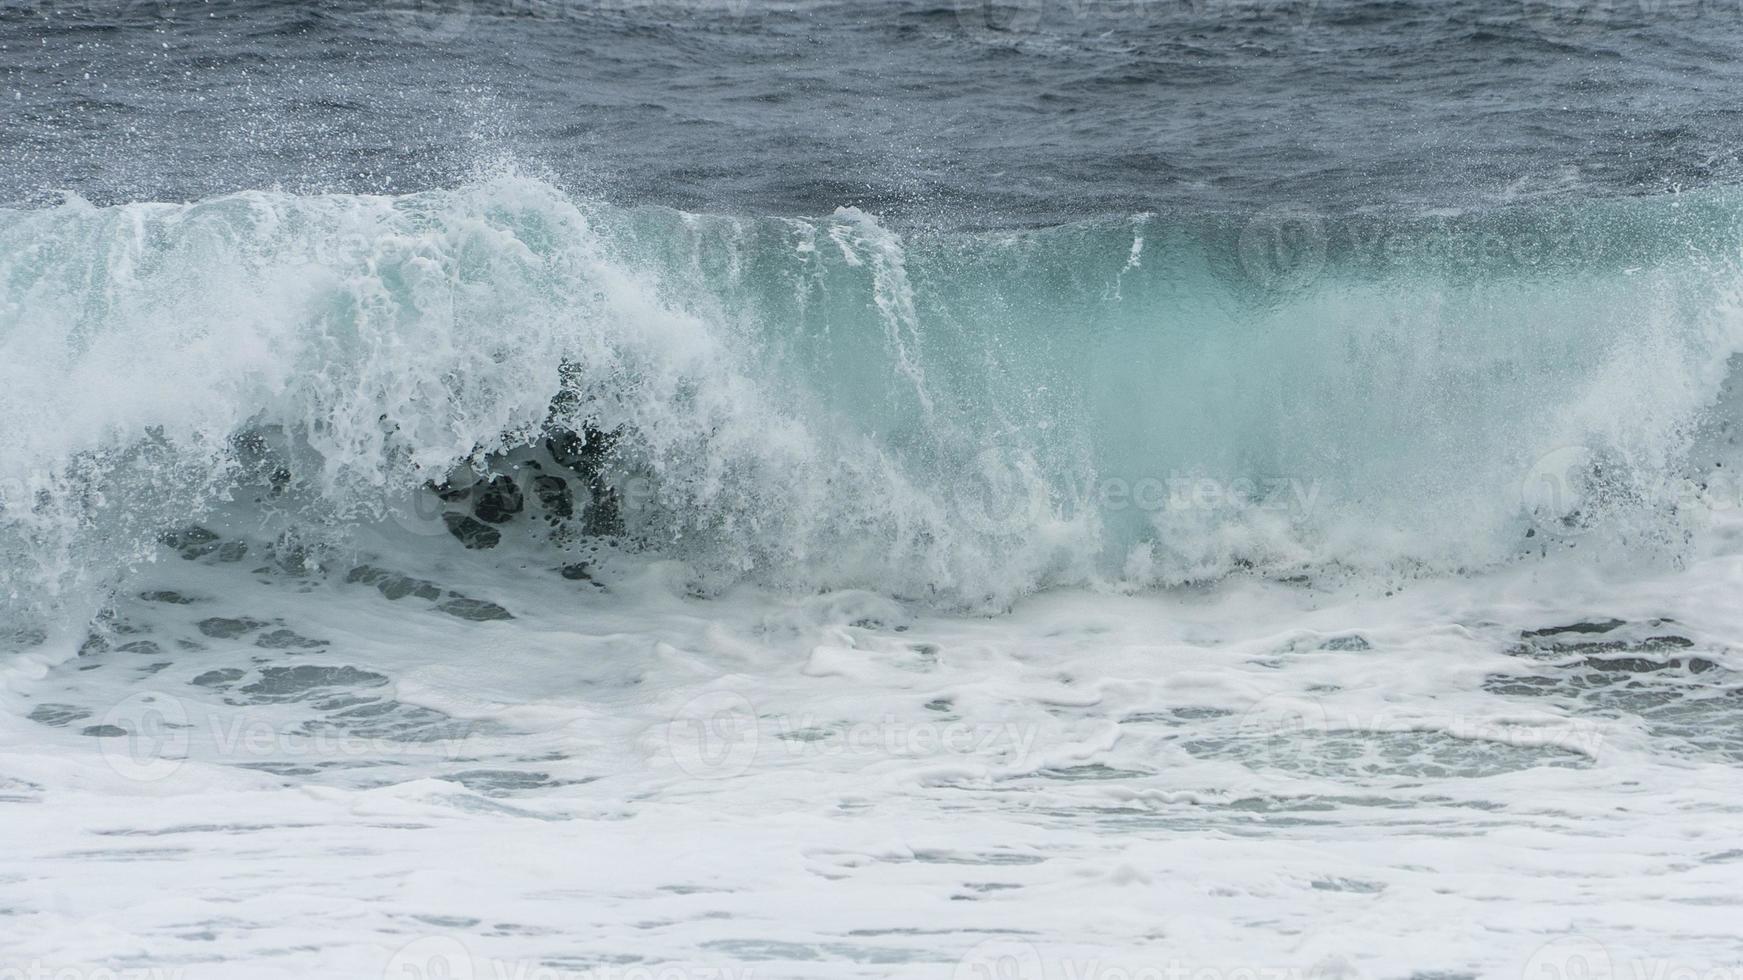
3, 175, 1742, 620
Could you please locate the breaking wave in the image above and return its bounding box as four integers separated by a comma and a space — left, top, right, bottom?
4, 172, 1743, 617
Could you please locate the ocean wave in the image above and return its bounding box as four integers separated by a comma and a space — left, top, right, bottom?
3, 173, 1742, 617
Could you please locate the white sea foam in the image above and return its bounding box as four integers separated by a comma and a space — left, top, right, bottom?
4, 511, 1743, 977
7, 176, 1743, 977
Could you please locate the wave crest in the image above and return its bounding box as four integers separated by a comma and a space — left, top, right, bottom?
3, 174, 1741, 615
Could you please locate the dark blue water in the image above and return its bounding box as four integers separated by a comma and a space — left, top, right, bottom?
6, 0, 1743, 223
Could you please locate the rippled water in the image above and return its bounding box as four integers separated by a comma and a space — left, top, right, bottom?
7, 0, 1743, 219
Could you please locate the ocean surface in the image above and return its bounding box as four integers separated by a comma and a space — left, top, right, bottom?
5, 1, 1743, 977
